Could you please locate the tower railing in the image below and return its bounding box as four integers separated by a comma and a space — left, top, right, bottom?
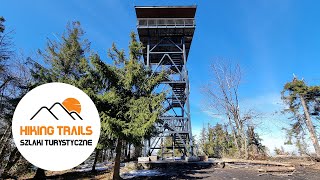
137, 18, 195, 28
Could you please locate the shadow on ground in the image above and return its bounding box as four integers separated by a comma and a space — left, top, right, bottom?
125, 163, 214, 179
24, 170, 110, 180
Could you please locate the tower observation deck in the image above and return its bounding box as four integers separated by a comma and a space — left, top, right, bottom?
135, 6, 196, 159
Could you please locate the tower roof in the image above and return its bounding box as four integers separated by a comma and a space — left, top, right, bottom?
135, 6, 197, 18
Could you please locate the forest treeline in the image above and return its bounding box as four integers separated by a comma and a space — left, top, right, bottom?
1, 17, 320, 179
198, 61, 320, 160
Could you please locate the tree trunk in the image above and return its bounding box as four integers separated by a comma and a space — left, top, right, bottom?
243, 135, 248, 159
124, 141, 128, 161
127, 143, 131, 160
92, 148, 100, 172
226, 112, 240, 157
33, 168, 45, 179
239, 122, 248, 159
102, 149, 105, 163
110, 149, 113, 161
233, 109, 248, 158
299, 94, 320, 156
0, 129, 11, 156
113, 138, 123, 180
0, 125, 10, 144
3, 147, 20, 174
0, 130, 11, 163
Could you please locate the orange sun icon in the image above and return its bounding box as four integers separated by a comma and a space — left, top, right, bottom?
62, 98, 81, 114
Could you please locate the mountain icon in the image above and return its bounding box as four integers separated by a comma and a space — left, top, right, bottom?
30, 102, 83, 121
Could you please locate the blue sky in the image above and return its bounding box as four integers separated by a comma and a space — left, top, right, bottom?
2, 0, 320, 154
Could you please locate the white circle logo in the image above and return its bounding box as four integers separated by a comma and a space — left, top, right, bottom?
12, 82, 101, 171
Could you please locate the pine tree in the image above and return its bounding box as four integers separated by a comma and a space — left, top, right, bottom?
282, 77, 320, 157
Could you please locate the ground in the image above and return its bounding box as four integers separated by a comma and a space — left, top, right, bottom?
126, 165, 320, 180
121, 160, 320, 180
12, 158, 320, 179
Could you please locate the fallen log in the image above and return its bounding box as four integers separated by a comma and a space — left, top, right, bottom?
258, 171, 295, 177
257, 166, 295, 172
222, 158, 293, 167
299, 162, 316, 166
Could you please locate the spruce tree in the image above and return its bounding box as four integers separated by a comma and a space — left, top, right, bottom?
90, 32, 166, 179
30, 22, 166, 179
32, 21, 91, 86
29, 21, 94, 178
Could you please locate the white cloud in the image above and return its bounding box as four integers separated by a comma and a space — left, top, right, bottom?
202, 110, 225, 120
240, 92, 284, 113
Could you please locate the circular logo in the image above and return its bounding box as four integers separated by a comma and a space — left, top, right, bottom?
12, 82, 101, 171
